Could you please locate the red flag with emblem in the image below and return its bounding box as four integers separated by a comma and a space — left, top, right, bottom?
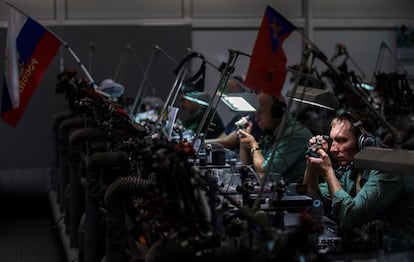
244, 5, 296, 97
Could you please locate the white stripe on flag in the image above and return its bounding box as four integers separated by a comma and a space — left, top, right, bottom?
5, 7, 27, 109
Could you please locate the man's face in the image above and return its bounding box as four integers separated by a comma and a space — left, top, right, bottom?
255, 92, 279, 134
329, 119, 358, 166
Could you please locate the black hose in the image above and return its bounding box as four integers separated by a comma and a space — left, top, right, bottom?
87, 151, 128, 172
57, 116, 89, 212
84, 151, 128, 262
68, 128, 108, 248
104, 176, 155, 262
51, 111, 76, 193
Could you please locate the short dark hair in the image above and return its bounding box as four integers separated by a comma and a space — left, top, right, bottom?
332, 110, 375, 138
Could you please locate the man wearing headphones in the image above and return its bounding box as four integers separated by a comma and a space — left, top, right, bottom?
203, 76, 263, 151
304, 110, 414, 250
238, 91, 313, 183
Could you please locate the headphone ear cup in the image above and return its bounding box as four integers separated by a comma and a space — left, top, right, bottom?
339, 110, 376, 150
357, 132, 376, 150
271, 100, 286, 119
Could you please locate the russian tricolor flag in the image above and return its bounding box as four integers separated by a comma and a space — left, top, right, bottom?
1, 6, 62, 127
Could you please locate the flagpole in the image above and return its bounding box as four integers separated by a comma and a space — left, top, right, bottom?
6, 2, 99, 90
64, 45, 98, 88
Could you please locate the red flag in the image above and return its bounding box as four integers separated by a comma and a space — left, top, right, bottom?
1, 5, 62, 127
244, 5, 296, 97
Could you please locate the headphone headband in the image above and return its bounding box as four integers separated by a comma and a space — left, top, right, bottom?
174, 51, 206, 87
341, 111, 364, 130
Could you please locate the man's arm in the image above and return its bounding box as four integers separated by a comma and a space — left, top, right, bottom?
238, 129, 265, 176
332, 170, 403, 228
303, 164, 320, 197
306, 147, 342, 198
204, 131, 239, 149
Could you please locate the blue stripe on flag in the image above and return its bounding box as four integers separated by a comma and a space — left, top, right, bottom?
16, 18, 46, 63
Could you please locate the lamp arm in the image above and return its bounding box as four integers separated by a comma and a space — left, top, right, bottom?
308, 41, 402, 146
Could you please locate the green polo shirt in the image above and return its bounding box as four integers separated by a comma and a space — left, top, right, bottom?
260, 116, 312, 183
319, 167, 414, 248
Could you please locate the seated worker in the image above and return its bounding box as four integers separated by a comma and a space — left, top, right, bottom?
223, 76, 263, 138
304, 110, 414, 250
178, 91, 225, 139
237, 91, 313, 183
205, 113, 262, 152
205, 76, 263, 151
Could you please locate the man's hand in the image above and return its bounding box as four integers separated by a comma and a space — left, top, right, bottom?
238, 126, 257, 150
305, 135, 334, 179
